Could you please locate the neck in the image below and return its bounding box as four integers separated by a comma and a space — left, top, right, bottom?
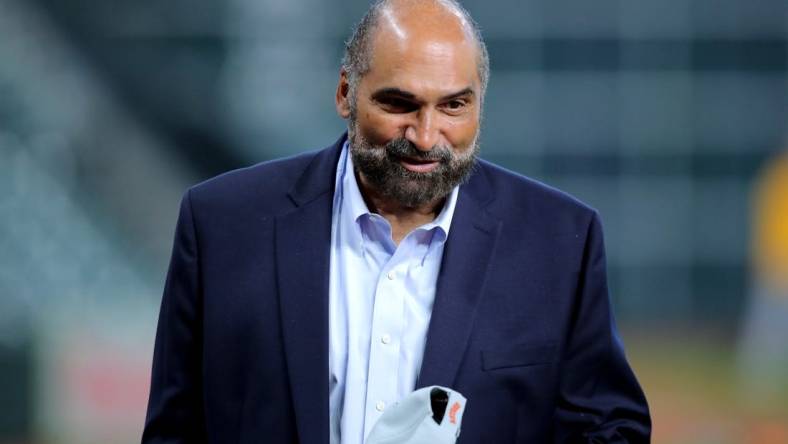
356, 171, 445, 245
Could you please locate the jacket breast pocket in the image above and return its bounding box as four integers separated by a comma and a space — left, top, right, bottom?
481, 343, 558, 371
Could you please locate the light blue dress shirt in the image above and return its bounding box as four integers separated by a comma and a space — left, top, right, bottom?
328, 142, 459, 444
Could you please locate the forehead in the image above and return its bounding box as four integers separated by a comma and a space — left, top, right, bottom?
363, 21, 480, 96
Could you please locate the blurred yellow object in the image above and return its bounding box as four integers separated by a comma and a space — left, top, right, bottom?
753, 150, 788, 292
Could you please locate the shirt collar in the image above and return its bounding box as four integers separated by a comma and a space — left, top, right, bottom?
338, 141, 459, 240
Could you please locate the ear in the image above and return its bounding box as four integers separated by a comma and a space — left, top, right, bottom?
335, 69, 352, 119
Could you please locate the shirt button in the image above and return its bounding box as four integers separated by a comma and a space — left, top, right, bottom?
381, 334, 391, 344
376, 401, 386, 412
387, 271, 394, 280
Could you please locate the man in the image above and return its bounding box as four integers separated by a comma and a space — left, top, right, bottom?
143, 0, 651, 442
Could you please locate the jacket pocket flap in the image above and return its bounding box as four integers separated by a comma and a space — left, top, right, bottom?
481, 343, 558, 371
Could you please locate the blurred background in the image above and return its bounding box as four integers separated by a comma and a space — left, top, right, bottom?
0, 0, 786, 442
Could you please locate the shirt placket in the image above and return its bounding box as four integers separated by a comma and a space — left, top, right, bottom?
362, 245, 409, 440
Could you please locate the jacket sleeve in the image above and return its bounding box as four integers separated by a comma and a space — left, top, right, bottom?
142, 189, 208, 443
553, 212, 651, 443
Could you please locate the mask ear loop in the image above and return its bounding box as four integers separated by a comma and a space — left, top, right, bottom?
430, 387, 449, 424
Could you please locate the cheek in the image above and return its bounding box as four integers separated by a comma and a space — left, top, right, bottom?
444, 117, 480, 148
359, 111, 407, 144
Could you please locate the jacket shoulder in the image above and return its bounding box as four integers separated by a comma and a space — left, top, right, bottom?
476, 159, 598, 231
187, 149, 322, 215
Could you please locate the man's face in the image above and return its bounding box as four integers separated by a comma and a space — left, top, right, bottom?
338, 14, 483, 209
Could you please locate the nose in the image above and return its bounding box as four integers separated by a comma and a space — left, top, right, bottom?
405, 109, 439, 152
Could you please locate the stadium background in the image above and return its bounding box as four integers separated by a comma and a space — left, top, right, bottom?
0, 0, 786, 442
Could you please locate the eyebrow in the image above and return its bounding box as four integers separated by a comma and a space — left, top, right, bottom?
371, 87, 475, 103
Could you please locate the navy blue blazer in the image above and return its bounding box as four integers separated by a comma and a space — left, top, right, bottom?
143, 134, 650, 443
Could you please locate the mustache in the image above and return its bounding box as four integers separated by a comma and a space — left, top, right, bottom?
385, 138, 452, 163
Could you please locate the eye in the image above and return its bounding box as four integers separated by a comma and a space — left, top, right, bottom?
442, 99, 468, 114
377, 97, 419, 113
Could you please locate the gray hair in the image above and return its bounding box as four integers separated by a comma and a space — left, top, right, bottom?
341, 0, 490, 108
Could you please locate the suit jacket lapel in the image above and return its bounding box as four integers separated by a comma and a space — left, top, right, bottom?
417, 165, 502, 389
276, 135, 345, 444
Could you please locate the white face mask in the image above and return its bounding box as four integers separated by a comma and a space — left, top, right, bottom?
366, 386, 467, 444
